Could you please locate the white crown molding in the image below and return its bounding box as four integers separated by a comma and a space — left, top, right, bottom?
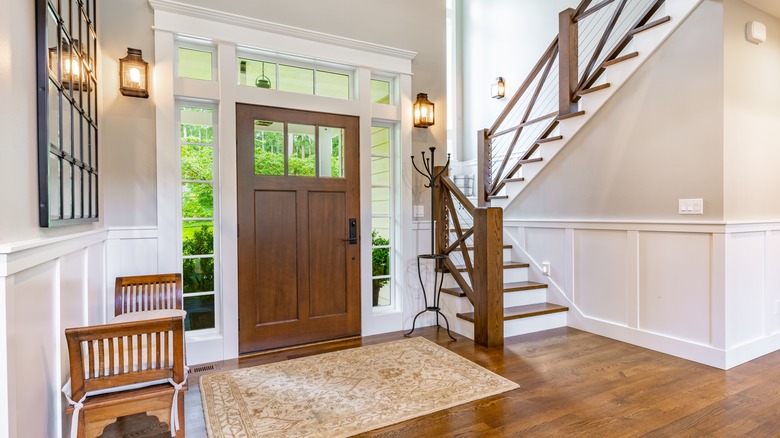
147, 0, 417, 61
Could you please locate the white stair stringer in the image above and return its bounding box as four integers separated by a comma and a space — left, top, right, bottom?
489, 0, 704, 210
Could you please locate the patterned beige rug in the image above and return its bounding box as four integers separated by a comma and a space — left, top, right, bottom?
200, 337, 519, 437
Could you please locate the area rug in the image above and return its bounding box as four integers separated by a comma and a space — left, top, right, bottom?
199, 337, 519, 437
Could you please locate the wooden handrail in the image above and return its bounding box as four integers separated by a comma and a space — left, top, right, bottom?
440, 176, 475, 215
574, 0, 615, 21
488, 37, 559, 137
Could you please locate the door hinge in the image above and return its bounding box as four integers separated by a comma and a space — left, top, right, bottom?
237, 224, 239, 238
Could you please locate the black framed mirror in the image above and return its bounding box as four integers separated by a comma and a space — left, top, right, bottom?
36, 0, 98, 227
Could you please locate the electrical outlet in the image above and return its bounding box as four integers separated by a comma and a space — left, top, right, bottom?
413, 205, 425, 218
542, 262, 551, 276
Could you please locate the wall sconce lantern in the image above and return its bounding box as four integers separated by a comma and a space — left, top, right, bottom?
119, 48, 149, 98
491, 76, 505, 99
413, 93, 435, 128
49, 39, 87, 91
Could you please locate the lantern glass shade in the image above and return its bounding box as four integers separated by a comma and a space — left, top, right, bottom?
119, 48, 149, 98
49, 39, 87, 91
491, 77, 505, 99
413, 93, 435, 128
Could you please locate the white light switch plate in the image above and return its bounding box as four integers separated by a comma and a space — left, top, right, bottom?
678, 198, 703, 215
413, 205, 425, 218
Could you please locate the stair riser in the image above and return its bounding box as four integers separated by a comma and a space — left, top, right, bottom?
443, 266, 528, 287
504, 311, 567, 338
447, 247, 512, 264
504, 288, 547, 307
438, 311, 567, 341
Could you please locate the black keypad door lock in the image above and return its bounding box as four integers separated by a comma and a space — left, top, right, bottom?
342, 218, 357, 244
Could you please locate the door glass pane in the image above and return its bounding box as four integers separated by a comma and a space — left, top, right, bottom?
279, 64, 313, 95
238, 58, 276, 89
184, 295, 215, 330
180, 106, 213, 143
181, 144, 214, 180
371, 126, 390, 155
183, 258, 215, 293
371, 156, 390, 186
372, 217, 390, 241
318, 126, 344, 178
182, 221, 214, 255
371, 79, 391, 104
178, 47, 212, 81
288, 124, 316, 176
316, 70, 349, 99
372, 187, 390, 215
254, 121, 284, 175
182, 182, 213, 218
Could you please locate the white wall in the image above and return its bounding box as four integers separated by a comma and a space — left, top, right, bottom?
459, 0, 579, 162
723, 0, 780, 221
100, 1, 159, 228
505, 0, 725, 221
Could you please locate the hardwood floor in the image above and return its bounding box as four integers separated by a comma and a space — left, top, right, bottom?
106, 326, 780, 437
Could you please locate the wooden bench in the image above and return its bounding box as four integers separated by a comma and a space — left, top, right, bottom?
64, 316, 187, 438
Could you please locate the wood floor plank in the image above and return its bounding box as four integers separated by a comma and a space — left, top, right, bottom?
107, 326, 780, 437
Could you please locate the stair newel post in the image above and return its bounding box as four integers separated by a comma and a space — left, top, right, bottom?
433, 165, 448, 256
558, 7, 579, 116
472, 206, 504, 347
477, 128, 491, 207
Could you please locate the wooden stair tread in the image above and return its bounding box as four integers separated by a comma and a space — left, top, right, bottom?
557, 110, 585, 121
456, 302, 568, 323
517, 157, 543, 165
504, 177, 525, 183
577, 83, 611, 96
629, 16, 671, 36
536, 135, 563, 144
442, 281, 547, 298
603, 51, 639, 67
487, 195, 508, 200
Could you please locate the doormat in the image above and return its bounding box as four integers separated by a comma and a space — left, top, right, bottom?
199, 337, 518, 437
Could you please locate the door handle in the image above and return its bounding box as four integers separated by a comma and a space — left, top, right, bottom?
342, 218, 358, 244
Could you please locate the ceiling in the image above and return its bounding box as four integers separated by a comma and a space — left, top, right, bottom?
743, 0, 780, 19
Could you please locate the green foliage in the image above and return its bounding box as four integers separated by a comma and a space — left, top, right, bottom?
182, 224, 214, 293
181, 142, 213, 180
182, 183, 213, 218
372, 230, 391, 294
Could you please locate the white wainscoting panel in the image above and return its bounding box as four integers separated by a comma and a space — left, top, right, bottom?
725, 231, 767, 348
505, 220, 780, 369
0, 231, 107, 437
573, 229, 628, 325
105, 227, 159, 318
638, 232, 712, 345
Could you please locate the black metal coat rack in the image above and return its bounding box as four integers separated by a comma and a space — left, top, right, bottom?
405, 147, 456, 341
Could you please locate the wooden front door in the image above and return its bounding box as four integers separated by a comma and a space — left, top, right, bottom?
236, 104, 361, 354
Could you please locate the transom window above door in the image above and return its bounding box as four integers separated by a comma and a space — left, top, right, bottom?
254, 120, 345, 178
238, 55, 352, 100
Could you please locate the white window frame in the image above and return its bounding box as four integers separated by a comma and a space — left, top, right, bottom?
175, 100, 221, 337
370, 123, 397, 309
175, 38, 218, 81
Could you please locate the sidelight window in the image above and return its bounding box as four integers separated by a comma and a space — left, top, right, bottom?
371, 125, 394, 307
178, 104, 218, 331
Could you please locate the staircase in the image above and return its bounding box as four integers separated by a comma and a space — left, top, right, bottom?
439, 244, 568, 340
432, 0, 704, 348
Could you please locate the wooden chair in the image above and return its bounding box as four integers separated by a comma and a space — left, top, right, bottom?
115, 273, 183, 317
64, 317, 187, 438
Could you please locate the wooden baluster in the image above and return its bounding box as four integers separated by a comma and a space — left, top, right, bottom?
559, 7, 579, 116
477, 129, 490, 207
472, 207, 504, 348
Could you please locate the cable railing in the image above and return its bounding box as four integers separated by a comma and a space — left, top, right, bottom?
479, 0, 667, 204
